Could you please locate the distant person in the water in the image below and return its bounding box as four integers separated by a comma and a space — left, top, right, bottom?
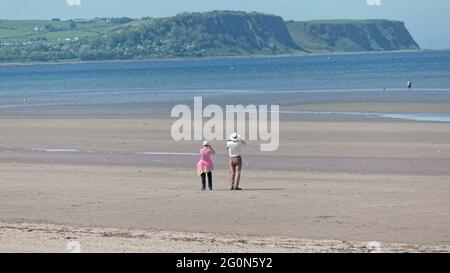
196, 141, 215, 191
227, 133, 247, 191
407, 81, 412, 91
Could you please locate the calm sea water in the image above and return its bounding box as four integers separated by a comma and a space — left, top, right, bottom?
0, 50, 449, 117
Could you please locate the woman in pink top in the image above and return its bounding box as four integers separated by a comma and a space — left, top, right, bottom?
197, 141, 215, 191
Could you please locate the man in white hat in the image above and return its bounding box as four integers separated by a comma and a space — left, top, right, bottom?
226, 133, 247, 190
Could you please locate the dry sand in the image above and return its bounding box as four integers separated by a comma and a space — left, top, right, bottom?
2, 222, 449, 253
0, 112, 449, 252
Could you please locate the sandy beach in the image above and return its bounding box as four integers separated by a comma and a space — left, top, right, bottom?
1, 106, 449, 252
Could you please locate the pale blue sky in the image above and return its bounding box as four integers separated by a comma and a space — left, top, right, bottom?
2, 0, 450, 49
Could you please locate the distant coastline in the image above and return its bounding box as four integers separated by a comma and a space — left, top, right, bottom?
0, 48, 440, 67
0, 11, 421, 64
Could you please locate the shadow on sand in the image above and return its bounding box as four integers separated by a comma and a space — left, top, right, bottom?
213, 188, 285, 191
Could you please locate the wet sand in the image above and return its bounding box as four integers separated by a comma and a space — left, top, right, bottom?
285, 102, 450, 113
1, 106, 450, 252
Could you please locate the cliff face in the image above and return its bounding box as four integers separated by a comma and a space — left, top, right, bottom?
286, 20, 420, 53
123, 11, 303, 57
123, 14, 419, 56
202, 11, 302, 52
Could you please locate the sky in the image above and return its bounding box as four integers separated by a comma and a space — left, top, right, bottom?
2, 0, 450, 49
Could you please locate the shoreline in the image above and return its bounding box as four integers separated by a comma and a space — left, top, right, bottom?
0, 49, 439, 67
1, 99, 450, 121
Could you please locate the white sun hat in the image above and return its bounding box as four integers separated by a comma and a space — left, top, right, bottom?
203, 141, 210, 146
230, 133, 240, 141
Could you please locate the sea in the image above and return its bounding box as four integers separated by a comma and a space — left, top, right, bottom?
0, 50, 449, 121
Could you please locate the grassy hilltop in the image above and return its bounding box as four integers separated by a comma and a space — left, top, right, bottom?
0, 18, 130, 42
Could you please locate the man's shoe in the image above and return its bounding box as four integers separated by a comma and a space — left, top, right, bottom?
234, 188, 242, 191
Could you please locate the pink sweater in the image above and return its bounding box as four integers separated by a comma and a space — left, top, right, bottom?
196, 147, 214, 175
